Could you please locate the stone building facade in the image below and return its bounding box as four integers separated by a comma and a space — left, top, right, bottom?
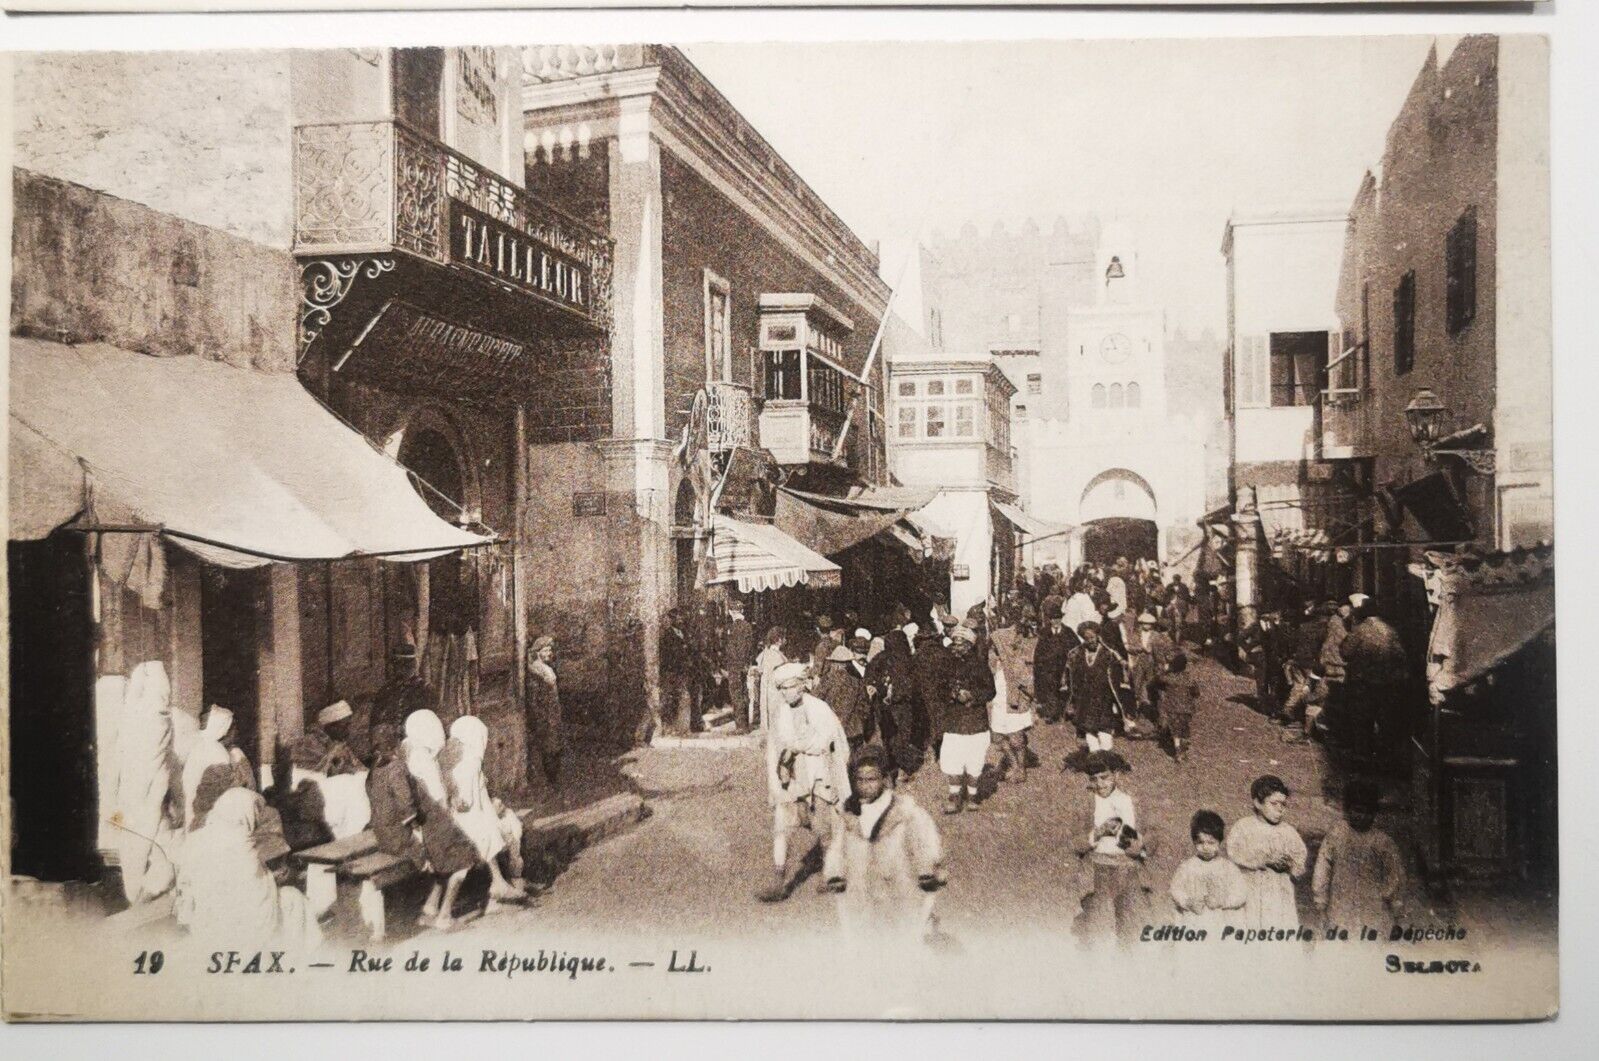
521, 45, 891, 715
1317, 35, 1551, 601
10, 45, 620, 849
923, 220, 1212, 573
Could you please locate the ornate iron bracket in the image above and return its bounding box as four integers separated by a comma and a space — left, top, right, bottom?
298, 256, 396, 364
1429, 447, 1496, 475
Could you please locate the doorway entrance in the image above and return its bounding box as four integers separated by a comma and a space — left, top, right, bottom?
1080, 517, 1159, 566
200, 566, 264, 769
7, 535, 97, 881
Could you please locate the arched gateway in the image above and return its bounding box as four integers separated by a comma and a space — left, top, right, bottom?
1078, 468, 1160, 564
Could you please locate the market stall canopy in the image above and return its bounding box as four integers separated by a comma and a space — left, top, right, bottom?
774, 485, 938, 557
1389, 471, 1474, 545
1424, 545, 1555, 704
9, 338, 493, 567
707, 514, 840, 593
990, 498, 1072, 542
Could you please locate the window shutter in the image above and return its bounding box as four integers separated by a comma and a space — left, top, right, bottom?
1237, 334, 1268, 408
1327, 330, 1344, 393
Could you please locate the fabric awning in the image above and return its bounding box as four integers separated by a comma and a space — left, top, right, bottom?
1393, 471, 1474, 544
1425, 546, 1555, 703
885, 510, 956, 564
706, 515, 840, 593
990, 498, 1072, 542
774, 485, 939, 557
8, 338, 492, 567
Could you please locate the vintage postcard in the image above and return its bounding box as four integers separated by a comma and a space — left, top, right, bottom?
2, 35, 1555, 1022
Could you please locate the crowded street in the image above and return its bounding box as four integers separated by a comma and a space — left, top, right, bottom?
434, 627, 1548, 954
3, 35, 1559, 1027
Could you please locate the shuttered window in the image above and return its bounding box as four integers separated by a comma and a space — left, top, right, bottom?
1394, 271, 1417, 375
1236, 334, 1269, 408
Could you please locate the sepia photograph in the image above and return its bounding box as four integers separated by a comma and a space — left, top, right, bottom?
2, 32, 1557, 1022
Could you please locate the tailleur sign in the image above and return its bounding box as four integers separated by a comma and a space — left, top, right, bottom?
449, 200, 590, 319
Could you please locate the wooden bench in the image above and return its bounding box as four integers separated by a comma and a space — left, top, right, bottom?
294, 793, 647, 940
294, 830, 419, 941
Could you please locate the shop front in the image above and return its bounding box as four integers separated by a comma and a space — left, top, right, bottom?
291, 116, 613, 789
1412, 545, 1556, 893
7, 338, 488, 886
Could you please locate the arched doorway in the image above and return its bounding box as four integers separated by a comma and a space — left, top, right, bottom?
1081, 518, 1159, 565
674, 478, 700, 605
1078, 468, 1160, 565
394, 415, 480, 661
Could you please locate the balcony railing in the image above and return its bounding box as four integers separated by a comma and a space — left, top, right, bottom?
1316, 343, 1368, 458
809, 406, 845, 459
706, 381, 755, 453
759, 400, 848, 466
292, 119, 612, 329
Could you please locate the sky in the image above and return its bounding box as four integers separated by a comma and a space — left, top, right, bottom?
683, 36, 1450, 335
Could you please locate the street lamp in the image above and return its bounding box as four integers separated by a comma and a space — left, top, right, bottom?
1404, 388, 1448, 454
1404, 387, 1496, 476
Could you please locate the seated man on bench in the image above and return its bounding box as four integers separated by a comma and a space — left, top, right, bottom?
366, 718, 478, 932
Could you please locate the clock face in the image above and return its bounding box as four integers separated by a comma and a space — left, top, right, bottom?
1101, 333, 1133, 364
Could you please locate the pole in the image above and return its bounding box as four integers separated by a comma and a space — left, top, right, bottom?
832, 239, 919, 463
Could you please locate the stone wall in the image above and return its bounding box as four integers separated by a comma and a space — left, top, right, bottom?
1334, 36, 1504, 545
521, 441, 613, 714
659, 150, 886, 446
11, 168, 297, 373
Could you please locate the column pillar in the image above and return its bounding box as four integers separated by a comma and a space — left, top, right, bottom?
256, 563, 304, 784
598, 100, 673, 745
512, 405, 530, 723
1231, 486, 1262, 631
609, 97, 666, 443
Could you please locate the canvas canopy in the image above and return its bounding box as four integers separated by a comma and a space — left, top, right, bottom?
1424, 546, 1555, 704
8, 338, 491, 567
990, 498, 1072, 542
774, 485, 938, 557
706, 514, 840, 593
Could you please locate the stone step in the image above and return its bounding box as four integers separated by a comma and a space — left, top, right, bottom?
520, 791, 648, 850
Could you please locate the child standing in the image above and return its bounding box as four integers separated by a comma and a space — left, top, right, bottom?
1313, 779, 1405, 930
837, 744, 946, 947
1169, 810, 1248, 933
1227, 775, 1309, 930
988, 640, 1033, 784
1071, 751, 1152, 947
1159, 652, 1201, 763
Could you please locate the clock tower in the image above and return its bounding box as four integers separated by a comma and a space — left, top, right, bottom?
1063, 224, 1166, 423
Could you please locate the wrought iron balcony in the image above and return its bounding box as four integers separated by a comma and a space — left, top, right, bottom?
706, 381, 755, 453
292, 119, 612, 330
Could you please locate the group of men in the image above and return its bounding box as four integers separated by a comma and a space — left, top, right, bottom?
659, 602, 758, 735
1027, 560, 1194, 753
754, 603, 1007, 911
1239, 593, 1410, 768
